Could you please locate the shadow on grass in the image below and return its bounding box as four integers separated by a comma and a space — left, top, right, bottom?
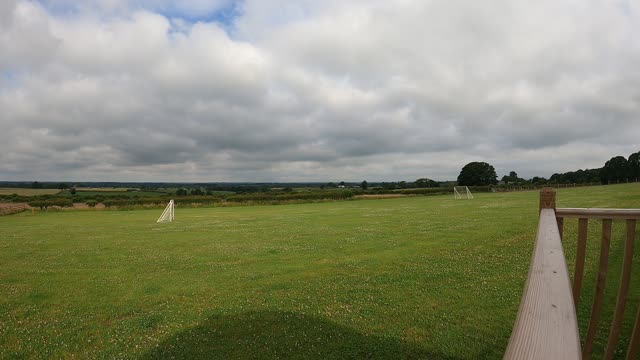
142, 311, 462, 360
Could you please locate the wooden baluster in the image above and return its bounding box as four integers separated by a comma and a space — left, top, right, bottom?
583, 219, 612, 359
627, 304, 640, 360
558, 217, 565, 240
573, 218, 588, 309
605, 219, 635, 359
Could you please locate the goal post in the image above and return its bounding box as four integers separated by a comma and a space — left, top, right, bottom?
157, 200, 175, 222
454, 186, 474, 199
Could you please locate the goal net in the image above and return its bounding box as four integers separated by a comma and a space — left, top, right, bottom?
454, 186, 474, 199
157, 200, 175, 222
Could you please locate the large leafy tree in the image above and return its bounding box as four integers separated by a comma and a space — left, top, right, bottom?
457, 162, 498, 186
600, 156, 630, 184
501, 171, 521, 184
629, 151, 640, 182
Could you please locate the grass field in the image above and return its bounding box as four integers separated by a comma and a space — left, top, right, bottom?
0, 188, 61, 196
1, 184, 639, 359
75, 188, 132, 192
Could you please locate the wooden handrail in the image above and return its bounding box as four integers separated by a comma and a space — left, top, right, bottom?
504, 207, 581, 359
507, 188, 640, 359
556, 208, 640, 220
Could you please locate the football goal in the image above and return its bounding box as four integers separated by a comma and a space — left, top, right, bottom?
157, 200, 175, 222
454, 186, 474, 199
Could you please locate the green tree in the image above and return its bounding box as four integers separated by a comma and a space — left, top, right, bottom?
601, 156, 630, 184
361, 180, 368, 190
530, 176, 547, 185
414, 178, 439, 188
629, 151, 640, 182
457, 162, 498, 186
501, 171, 521, 184
57, 183, 69, 190
175, 188, 188, 196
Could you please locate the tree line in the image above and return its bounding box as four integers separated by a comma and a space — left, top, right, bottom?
456, 150, 640, 186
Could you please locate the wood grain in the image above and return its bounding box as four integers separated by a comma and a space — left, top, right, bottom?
604, 219, 636, 359
627, 304, 640, 360
582, 219, 612, 359
556, 208, 640, 220
572, 218, 588, 309
504, 208, 581, 360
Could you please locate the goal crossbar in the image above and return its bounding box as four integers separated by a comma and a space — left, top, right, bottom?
157, 200, 175, 222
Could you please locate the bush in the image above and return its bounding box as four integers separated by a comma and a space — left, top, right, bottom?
50, 198, 74, 208
28, 200, 48, 210
28, 198, 73, 209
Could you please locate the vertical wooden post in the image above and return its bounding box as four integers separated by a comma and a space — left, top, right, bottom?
583, 219, 613, 359
573, 218, 589, 308
540, 188, 556, 213
540, 188, 563, 241
606, 219, 636, 359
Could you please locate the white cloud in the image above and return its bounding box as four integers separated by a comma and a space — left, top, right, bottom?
1, 0, 639, 181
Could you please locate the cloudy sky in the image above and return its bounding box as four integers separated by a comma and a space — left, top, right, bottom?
1, 0, 639, 182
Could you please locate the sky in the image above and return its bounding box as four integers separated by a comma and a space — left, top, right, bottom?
1, 0, 639, 182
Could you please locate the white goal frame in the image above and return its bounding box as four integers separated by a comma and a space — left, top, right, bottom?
454, 186, 474, 199
157, 200, 175, 222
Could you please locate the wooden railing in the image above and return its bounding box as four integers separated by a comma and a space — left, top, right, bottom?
0, 203, 27, 216
505, 188, 640, 360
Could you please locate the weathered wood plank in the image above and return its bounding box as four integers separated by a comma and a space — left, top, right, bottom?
605, 219, 636, 359
572, 218, 588, 309
583, 219, 612, 359
504, 208, 581, 360
558, 217, 564, 240
627, 305, 640, 360
556, 208, 640, 220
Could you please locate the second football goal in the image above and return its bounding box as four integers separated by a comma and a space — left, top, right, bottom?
454, 186, 474, 199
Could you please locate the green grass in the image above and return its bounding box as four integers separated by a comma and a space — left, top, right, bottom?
0, 184, 639, 359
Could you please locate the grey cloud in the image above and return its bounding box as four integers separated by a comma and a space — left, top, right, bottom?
0, 1, 59, 70
1, 0, 639, 182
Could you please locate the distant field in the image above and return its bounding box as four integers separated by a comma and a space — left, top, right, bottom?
0, 188, 60, 196
67, 190, 170, 197
1, 184, 639, 359
75, 187, 132, 192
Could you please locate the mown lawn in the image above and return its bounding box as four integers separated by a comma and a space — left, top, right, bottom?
0, 184, 639, 359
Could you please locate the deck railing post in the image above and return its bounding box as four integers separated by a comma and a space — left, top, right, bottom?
540, 188, 563, 238
505, 189, 581, 359
539, 187, 556, 212
508, 192, 640, 359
